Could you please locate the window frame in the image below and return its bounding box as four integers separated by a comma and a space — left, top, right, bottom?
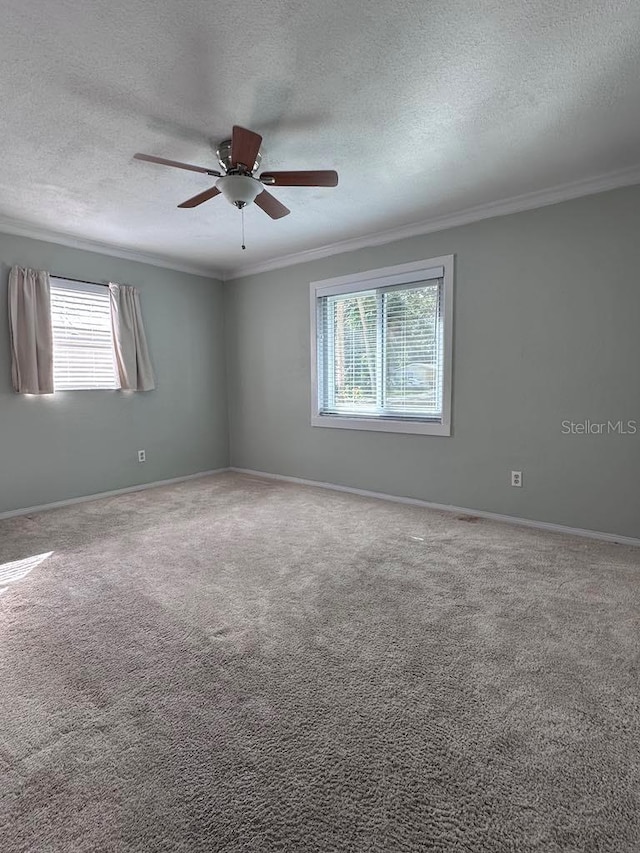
50, 277, 120, 392
310, 255, 454, 436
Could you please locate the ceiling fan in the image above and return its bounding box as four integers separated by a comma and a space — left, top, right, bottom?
134, 125, 338, 220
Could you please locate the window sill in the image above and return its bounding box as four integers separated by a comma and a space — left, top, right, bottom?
311, 413, 451, 436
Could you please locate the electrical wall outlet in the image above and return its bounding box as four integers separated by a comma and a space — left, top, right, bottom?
138, 450, 146, 463
511, 470, 522, 487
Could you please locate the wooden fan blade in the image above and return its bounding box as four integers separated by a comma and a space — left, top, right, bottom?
134, 153, 220, 176
177, 186, 221, 208
254, 190, 290, 219
259, 170, 338, 187
231, 125, 262, 170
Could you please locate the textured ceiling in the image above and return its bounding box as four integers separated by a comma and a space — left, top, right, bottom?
1, 0, 640, 276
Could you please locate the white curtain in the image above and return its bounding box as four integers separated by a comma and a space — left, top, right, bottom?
8, 266, 54, 394
108, 283, 155, 391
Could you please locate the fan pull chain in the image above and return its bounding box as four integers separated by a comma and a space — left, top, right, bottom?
241, 207, 246, 250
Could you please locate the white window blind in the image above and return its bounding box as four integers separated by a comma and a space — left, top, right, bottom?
318, 279, 444, 421
50, 278, 120, 391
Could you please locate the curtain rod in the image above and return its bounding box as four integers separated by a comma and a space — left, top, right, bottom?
51, 274, 109, 288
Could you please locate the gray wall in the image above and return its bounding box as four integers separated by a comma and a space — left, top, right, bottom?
0, 233, 227, 514
226, 185, 640, 539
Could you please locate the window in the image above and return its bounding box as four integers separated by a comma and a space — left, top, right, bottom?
311, 256, 453, 435
50, 278, 120, 390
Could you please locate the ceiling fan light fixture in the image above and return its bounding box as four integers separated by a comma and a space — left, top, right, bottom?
216, 174, 262, 209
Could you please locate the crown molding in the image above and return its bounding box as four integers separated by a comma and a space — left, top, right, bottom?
0, 214, 224, 280
2, 164, 640, 283
224, 164, 640, 280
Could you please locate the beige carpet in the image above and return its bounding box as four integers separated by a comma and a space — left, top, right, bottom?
0, 472, 639, 852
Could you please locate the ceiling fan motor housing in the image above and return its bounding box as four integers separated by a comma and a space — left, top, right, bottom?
215, 139, 262, 174
216, 174, 262, 209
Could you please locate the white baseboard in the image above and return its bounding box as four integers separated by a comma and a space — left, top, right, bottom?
230, 467, 640, 548
0, 468, 230, 520
4, 465, 637, 548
